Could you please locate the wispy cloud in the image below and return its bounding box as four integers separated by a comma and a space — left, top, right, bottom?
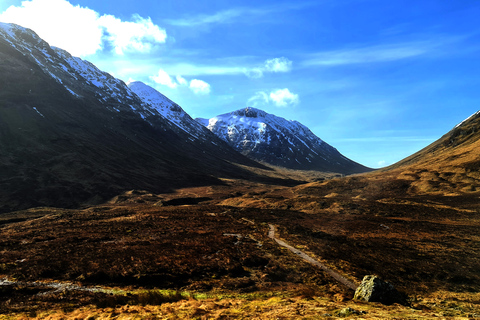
247, 91, 270, 108
165, 8, 249, 27
158, 56, 292, 79
335, 136, 435, 143
244, 57, 293, 78
165, 2, 318, 27
302, 36, 468, 67
162, 63, 245, 76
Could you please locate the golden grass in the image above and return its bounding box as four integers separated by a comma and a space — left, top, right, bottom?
2, 290, 479, 319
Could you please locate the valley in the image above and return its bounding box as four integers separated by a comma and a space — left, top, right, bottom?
1, 21, 480, 319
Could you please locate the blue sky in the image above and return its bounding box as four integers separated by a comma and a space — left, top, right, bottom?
1, 0, 480, 168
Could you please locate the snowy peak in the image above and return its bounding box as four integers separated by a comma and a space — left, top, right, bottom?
231, 107, 268, 118
0, 22, 45, 48
0, 22, 143, 114
128, 81, 211, 139
200, 108, 370, 174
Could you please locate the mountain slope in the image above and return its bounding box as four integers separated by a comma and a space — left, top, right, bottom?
389, 111, 480, 170
128, 81, 215, 141
0, 22, 273, 213
198, 107, 370, 174
374, 110, 480, 194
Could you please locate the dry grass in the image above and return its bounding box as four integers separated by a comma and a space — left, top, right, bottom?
2, 291, 480, 319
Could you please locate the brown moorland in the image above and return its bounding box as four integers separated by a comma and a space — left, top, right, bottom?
1, 113, 480, 318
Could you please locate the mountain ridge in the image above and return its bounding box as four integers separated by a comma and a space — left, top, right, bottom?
0, 22, 280, 213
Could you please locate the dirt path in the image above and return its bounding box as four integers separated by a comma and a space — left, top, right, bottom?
268, 224, 358, 291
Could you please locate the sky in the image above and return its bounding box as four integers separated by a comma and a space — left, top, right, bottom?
1, 0, 480, 168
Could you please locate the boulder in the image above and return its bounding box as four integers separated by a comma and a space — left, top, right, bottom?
354, 275, 408, 305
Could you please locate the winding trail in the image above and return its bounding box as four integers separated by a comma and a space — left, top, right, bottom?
268, 224, 358, 291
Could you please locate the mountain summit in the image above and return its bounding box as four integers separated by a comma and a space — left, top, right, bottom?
198, 107, 370, 174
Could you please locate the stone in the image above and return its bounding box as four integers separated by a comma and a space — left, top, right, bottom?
333, 307, 366, 317
354, 275, 408, 305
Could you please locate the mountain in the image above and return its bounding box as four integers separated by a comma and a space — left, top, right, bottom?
0, 22, 273, 213
377, 110, 480, 194
389, 110, 480, 169
197, 107, 370, 174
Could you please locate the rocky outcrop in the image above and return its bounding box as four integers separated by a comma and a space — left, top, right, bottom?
353, 275, 408, 305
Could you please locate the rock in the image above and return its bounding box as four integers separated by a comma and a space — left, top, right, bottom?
354, 275, 408, 305
333, 307, 366, 317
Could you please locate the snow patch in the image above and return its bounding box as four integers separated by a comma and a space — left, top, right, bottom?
32, 107, 45, 118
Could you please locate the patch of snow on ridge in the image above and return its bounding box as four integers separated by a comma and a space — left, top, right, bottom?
64, 86, 80, 98
455, 110, 480, 129
32, 107, 45, 118
0, 22, 16, 38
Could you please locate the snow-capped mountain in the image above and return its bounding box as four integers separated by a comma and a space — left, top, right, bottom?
199, 107, 370, 173
0, 22, 142, 112
0, 22, 267, 212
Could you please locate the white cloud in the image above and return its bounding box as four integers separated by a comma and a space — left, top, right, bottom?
264, 57, 292, 73
377, 160, 387, 167
247, 91, 270, 108
0, 0, 166, 57
98, 14, 166, 55
150, 70, 210, 95
189, 79, 211, 95
269, 88, 299, 107
247, 88, 299, 108
176, 75, 188, 86
150, 69, 179, 88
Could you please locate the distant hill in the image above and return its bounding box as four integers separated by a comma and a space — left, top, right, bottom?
389, 111, 480, 169
197, 107, 371, 174
379, 110, 480, 194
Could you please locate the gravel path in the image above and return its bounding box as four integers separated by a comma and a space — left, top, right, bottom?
268, 224, 358, 291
